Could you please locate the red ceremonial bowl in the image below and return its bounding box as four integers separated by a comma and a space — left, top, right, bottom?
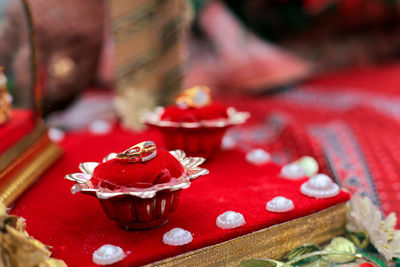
142, 107, 250, 158
88, 189, 182, 230
157, 126, 228, 159
65, 150, 208, 230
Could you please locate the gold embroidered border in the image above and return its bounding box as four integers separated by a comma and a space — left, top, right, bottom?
148, 203, 347, 267
0, 141, 62, 206
0, 124, 47, 178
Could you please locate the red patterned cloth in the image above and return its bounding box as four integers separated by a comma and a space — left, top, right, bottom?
220, 63, 400, 214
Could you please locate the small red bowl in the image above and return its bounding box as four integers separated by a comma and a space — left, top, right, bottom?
157, 126, 228, 158
143, 107, 250, 158
65, 150, 208, 230
88, 189, 181, 230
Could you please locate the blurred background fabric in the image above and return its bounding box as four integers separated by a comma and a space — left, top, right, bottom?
186, 0, 400, 93
0, 0, 104, 114
3, 0, 400, 116
225, 0, 400, 70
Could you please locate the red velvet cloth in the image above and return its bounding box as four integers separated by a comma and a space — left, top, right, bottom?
11, 126, 349, 266
92, 150, 184, 188
0, 109, 35, 154
15, 63, 400, 266
160, 103, 228, 122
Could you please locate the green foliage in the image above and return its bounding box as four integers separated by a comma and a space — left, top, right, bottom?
347, 231, 370, 249
284, 244, 320, 261
323, 237, 357, 263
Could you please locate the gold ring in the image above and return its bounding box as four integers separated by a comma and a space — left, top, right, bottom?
116, 141, 157, 163
176, 86, 211, 108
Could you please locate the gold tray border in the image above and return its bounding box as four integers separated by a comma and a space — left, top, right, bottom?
148, 203, 347, 267
0, 124, 47, 176
0, 141, 62, 206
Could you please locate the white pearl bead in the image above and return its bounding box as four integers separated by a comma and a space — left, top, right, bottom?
221, 135, 236, 150
216, 211, 245, 229
92, 244, 125, 265
266, 196, 294, 212
300, 174, 339, 198
88, 120, 112, 135
280, 163, 305, 179
162, 228, 193, 246
48, 127, 65, 142
245, 149, 271, 165
295, 156, 319, 177
309, 174, 331, 189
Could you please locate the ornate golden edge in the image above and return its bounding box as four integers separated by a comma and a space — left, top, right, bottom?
147, 203, 347, 267
0, 124, 47, 175
0, 141, 62, 206
20, 0, 42, 120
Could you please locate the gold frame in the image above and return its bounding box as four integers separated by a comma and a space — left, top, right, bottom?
0, 0, 62, 206
20, 0, 42, 120
0, 140, 61, 206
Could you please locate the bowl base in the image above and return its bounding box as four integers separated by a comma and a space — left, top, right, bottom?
118, 218, 169, 231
